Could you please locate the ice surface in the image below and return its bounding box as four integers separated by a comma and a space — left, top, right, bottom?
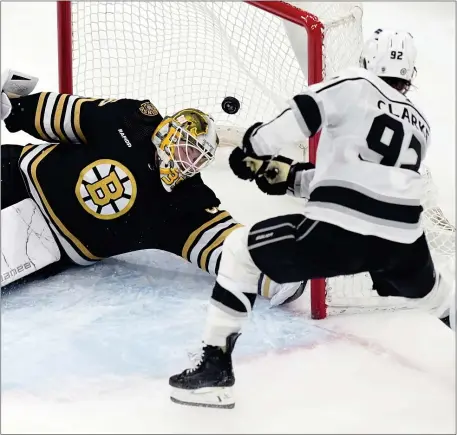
2, 150, 455, 435
2, 250, 330, 394
2, 282, 455, 434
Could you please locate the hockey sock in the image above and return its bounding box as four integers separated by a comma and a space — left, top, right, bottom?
203, 226, 260, 347
203, 282, 256, 347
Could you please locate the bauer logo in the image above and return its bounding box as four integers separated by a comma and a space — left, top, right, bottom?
255, 232, 274, 241
75, 159, 137, 220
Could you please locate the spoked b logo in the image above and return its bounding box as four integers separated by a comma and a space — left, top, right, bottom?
76, 159, 137, 220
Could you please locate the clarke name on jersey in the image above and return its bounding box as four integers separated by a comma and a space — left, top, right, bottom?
377, 99, 430, 141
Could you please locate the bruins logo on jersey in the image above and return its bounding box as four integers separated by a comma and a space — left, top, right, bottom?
76, 159, 137, 220
139, 101, 159, 116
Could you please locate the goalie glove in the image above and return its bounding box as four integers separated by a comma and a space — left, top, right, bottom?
1, 69, 39, 122
1, 69, 39, 98
1, 92, 11, 121
255, 156, 315, 196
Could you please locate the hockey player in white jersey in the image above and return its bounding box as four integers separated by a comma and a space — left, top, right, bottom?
169, 29, 454, 408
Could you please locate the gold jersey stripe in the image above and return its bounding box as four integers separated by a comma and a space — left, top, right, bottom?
182, 211, 231, 261
199, 223, 243, 272
34, 93, 52, 142
53, 94, 69, 142
20, 144, 35, 158
73, 98, 98, 144
261, 276, 272, 298
30, 145, 101, 261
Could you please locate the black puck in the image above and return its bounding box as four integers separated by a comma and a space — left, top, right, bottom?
221, 96, 240, 114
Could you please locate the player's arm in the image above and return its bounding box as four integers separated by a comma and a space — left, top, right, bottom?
229, 71, 359, 184
227, 89, 324, 183
239, 70, 360, 161
287, 165, 315, 198
4, 92, 159, 145
159, 175, 242, 276
4, 92, 98, 143
243, 89, 325, 157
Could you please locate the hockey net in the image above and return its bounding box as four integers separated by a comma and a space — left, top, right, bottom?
57, 1, 455, 319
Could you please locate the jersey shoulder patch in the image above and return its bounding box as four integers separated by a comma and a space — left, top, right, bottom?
139, 101, 159, 117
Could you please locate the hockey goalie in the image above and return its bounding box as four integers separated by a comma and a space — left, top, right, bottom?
0, 69, 304, 307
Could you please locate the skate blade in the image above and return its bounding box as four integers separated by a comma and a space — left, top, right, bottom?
170, 386, 235, 409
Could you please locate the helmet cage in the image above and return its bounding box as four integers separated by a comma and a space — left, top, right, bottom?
152, 109, 218, 191
166, 120, 216, 178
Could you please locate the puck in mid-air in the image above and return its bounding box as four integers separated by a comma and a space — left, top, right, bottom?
221, 96, 240, 114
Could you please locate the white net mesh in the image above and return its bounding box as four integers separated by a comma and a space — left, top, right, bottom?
67, 1, 454, 316
288, 2, 364, 79
70, 2, 363, 136
72, 2, 303, 130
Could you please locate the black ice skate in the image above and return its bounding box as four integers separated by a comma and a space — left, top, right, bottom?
169, 332, 241, 409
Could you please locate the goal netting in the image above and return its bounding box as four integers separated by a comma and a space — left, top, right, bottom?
57, 1, 455, 318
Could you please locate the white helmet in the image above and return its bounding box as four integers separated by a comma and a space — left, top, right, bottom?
152, 108, 219, 192
360, 29, 417, 87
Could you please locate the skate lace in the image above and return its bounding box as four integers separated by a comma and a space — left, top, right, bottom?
186, 348, 205, 373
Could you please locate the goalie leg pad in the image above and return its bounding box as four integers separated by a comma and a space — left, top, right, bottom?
1, 144, 30, 209
1, 199, 61, 287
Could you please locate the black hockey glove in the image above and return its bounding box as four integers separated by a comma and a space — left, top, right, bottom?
229, 122, 269, 180
255, 156, 315, 196
229, 147, 270, 180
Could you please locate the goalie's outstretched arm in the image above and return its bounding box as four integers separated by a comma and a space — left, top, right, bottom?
4, 92, 157, 145
4, 92, 93, 143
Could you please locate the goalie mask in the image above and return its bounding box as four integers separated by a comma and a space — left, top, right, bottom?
152, 108, 219, 191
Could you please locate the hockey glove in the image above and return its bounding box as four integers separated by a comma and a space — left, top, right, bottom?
229, 147, 270, 180
1, 69, 39, 122
229, 122, 269, 180
255, 156, 315, 196
1, 69, 39, 97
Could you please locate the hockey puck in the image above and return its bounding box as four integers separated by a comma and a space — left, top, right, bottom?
221, 96, 240, 114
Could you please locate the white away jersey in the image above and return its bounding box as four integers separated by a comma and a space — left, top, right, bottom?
250, 67, 431, 244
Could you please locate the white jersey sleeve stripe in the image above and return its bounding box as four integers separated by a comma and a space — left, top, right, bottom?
42, 93, 60, 141
63, 96, 81, 144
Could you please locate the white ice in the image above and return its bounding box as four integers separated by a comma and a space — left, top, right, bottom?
1, 2, 455, 434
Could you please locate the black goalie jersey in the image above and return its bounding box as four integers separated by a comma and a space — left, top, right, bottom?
5, 93, 241, 274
